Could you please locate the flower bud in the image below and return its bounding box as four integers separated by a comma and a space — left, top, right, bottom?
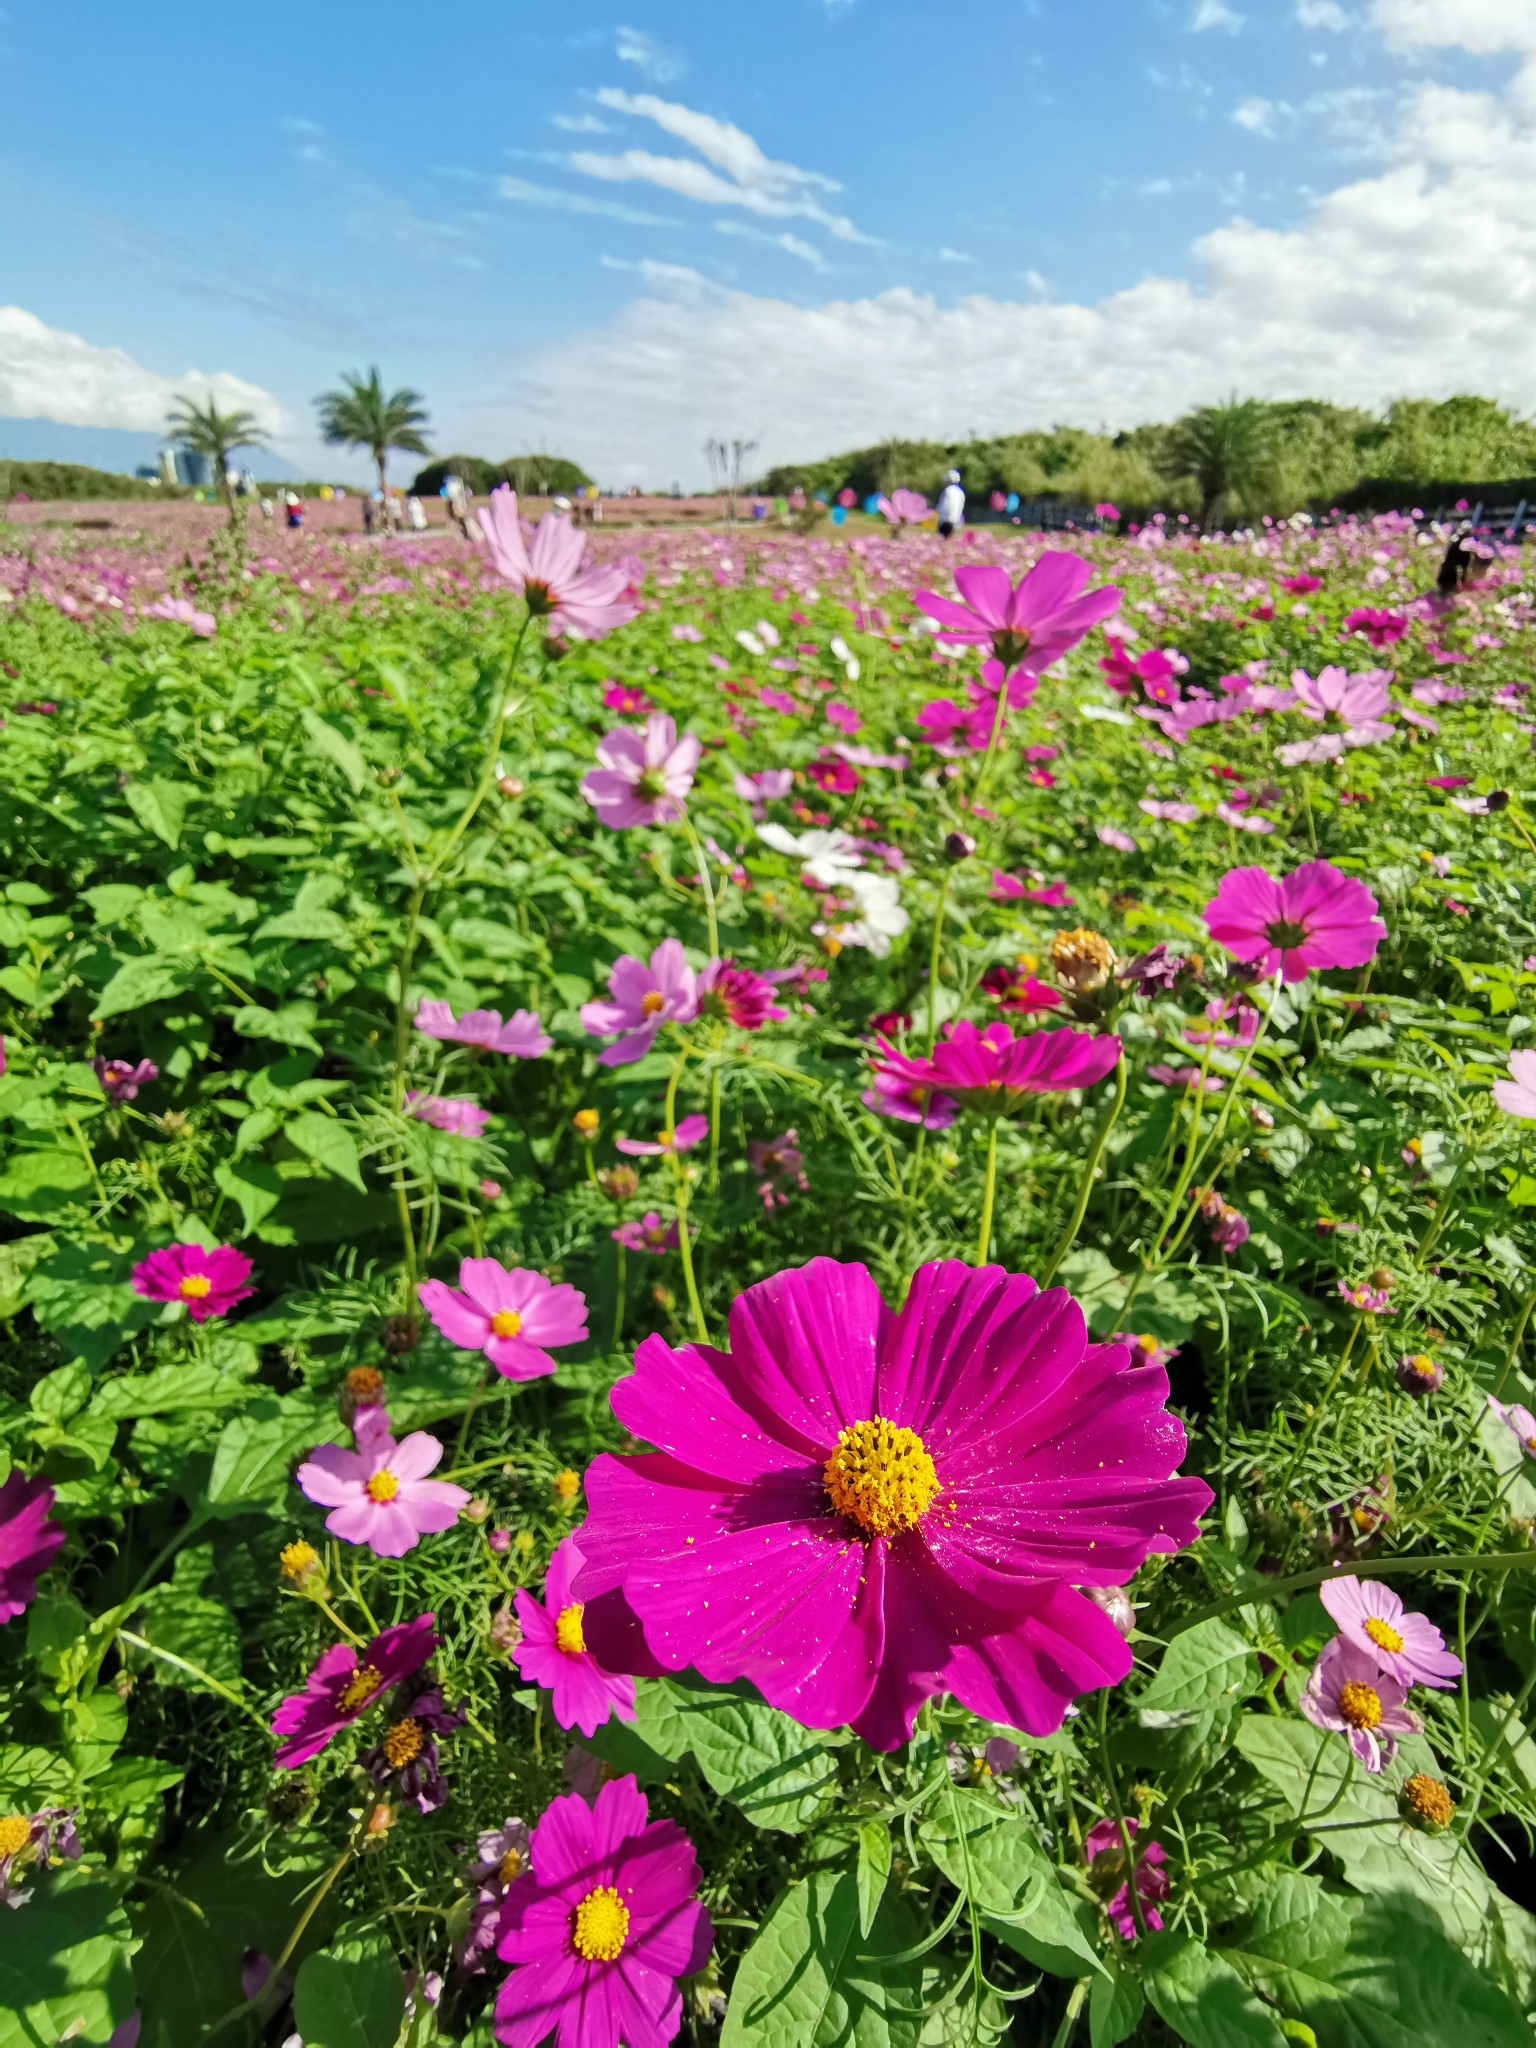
340, 1366, 385, 1424
464, 1495, 491, 1524
380, 1314, 420, 1357
488, 1527, 512, 1554
573, 1108, 600, 1137
488, 1603, 522, 1654
1398, 1773, 1455, 1835
279, 1540, 325, 1594
598, 1165, 641, 1202
497, 774, 525, 798
1050, 927, 1116, 995
943, 831, 976, 863
552, 1468, 582, 1508
1085, 1584, 1136, 1637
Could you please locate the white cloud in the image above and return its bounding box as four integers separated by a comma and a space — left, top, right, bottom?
1371, 0, 1536, 52
497, 174, 674, 226
0, 306, 287, 433
1233, 95, 1278, 131
551, 112, 611, 134
483, 68, 1536, 483
716, 220, 829, 269
1191, 0, 1243, 28
615, 26, 682, 82
577, 88, 873, 243
1296, 0, 1348, 27
938, 246, 977, 264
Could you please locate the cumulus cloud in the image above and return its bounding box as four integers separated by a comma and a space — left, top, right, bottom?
716, 220, 828, 270
484, 68, 1536, 483
551, 112, 611, 134
938, 246, 977, 263
1296, 0, 1349, 27
1371, 0, 1536, 53
575, 88, 873, 243
1191, 0, 1243, 29
1233, 95, 1278, 131
614, 26, 681, 82
0, 307, 287, 434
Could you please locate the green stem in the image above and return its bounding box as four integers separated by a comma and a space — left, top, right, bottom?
611, 1239, 627, 1355
975, 1121, 1001, 1267
679, 810, 721, 962
204, 1839, 358, 2040
1039, 1058, 1127, 1288
664, 1045, 709, 1343
926, 874, 952, 1050
1169, 1549, 1536, 1638
1096, 1689, 1148, 1939
1276, 1317, 1364, 1493
115, 1630, 269, 1730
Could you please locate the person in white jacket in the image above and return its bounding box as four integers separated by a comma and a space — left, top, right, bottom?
936, 469, 965, 538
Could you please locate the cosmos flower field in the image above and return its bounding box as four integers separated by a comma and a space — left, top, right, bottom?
4, 492, 1536, 2046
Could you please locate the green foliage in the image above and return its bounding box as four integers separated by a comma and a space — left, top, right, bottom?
720, 1867, 922, 2047
0, 460, 180, 502
410, 453, 595, 497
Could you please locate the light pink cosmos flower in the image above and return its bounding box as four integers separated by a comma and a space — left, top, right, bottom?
1184, 997, 1260, 1049
415, 1001, 550, 1058
877, 487, 930, 526
616, 1113, 709, 1158
1289, 665, 1395, 746
132, 1243, 255, 1323
296, 1426, 470, 1558
406, 1092, 490, 1137
1300, 1636, 1421, 1772
1139, 799, 1201, 824
1148, 1064, 1223, 1093
1098, 825, 1139, 853
581, 713, 702, 828
1215, 801, 1274, 835
478, 486, 638, 639
420, 1258, 589, 1381
1493, 1049, 1536, 1121
580, 939, 700, 1066
733, 767, 794, 813
141, 595, 216, 637
1203, 861, 1384, 983
1487, 1395, 1536, 1459
512, 1534, 645, 1737
914, 553, 1121, 674
1339, 1278, 1394, 1315
1318, 1575, 1461, 1690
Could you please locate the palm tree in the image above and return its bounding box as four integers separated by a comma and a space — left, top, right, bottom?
1165, 399, 1279, 528
315, 367, 431, 506
165, 394, 269, 518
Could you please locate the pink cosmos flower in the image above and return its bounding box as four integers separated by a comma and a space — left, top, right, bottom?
616, 1113, 709, 1158
1289, 665, 1395, 745
1198, 1188, 1249, 1252
582, 713, 702, 828
406, 1092, 490, 1137
142, 595, 216, 637
492, 1775, 712, 2048
733, 767, 794, 812
979, 966, 1064, 1015
1338, 1279, 1394, 1315
1216, 801, 1274, 835
1084, 1818, 1169, 1940
1100, 641, 1188, 701
420, 1258, 589, 1381
861, 1068, 960, 1129
1148, 1064, 1224, 1092
0, 1806, 80, 1907
612, 1211, 680, 1254
132, 1243, 254, 1323
479, 487, 639, 639
272, 1614, 438, 1769
1488, 1395, 1536, 1459
696, 958, 788, 1031
990, 871, 1073, 907
575, 1258, 1212, 1748
1494, 1049, 1536, 1121
872, 1020, 1121, 1116
1342, 606, 1409, 650
825, 700, 861, 733
915, 552, 1121, 673
460, 1818, 532, 1970
1282, 573, 1322, 594
807, 754, 859, 794
512, 1535, 646, 1737
1098, 825, 1139, 853
747, 1129, 809, 1210
296, 1427, 471, 1558
0, 1473, 66, 1623
877, 488, 930, 527
916, 697, 990, 755
1184, 997, 1260, 1049
93, 1055, 158, 1104
1300, 1636, 1421, 1773
415, 1001, 550, 1058
580, 939, 700, 1066
1112, 1331, 1180, 1371
1318, 1575, 1461, 1690
1139, 799, 1200, 824
1203, 861, 1384, 983
603, 682, 652, 714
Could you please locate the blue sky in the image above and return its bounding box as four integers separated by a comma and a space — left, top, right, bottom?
2, 0, 1533, 484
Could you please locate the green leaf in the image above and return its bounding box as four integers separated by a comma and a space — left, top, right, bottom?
299, 707, 367, 793
1142, 1929, 1288, 2046
0, 1743, 76, 1808
207, 1397, 334, 1516
60, 1689, 128, 1779
124, 777, 194, 847
92, 956, 189, 1021
918, 1785, 1052, 1920
213, 1154, 285, 1234
133, 1589, 244, 1689
27, 1240, 156, 1371
29, 1361, 91, 1423
984, 1876, 1106, 1980
230, 1003, 323, 1055
1091, 1965, 1146, 2048
1138, 1618, 1259, 1728
0, 1875, 139, 2048
628, 1674, 842, 1833
292, 1923, 407, 2048
285, 1110, 367, 1192
855, 1821, 891, 1937
721, 1867, 922, 2048
0, 1147, 94, 1222
87, 1755, 187, 1815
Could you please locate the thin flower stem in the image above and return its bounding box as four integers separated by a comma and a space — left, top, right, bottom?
611, 1239, 627, 1355
664, 1045, 709, 1343
975, 1121, 1001, 1267
1169, 1549, 1536, 1637
1276, 1316, 1364, 1494
1455, 1655, 1536, 1839
1039, 1059, 1128, 1289
679, 809, 721, 962
205, 1839, 358, 2040
115, 1630, 268, 1730
1095, 1689, 1148, 1939
926, 874, 953, 1050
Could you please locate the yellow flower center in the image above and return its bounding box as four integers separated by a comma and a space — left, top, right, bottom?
365, 1470, 400, 1504
346, 1367, 384, 1402
640, 990, 667, 1017
179, 1273, 213, 1299
489, 1309, 523, 1338
571, 1885, 630, 1962
0, 1815, 31, 1860
339, 1663, 383, 1714
1404, 1354, 1436, 1382
1363, 1616, 1405, 1655
1137, 1333, 1159, 1353
279, 1541, 318, 1582
824, 1417, 940, 1538
382, 1718, 423, 1768
1401, 1773, 1455, 1829
552, 1469, 581, 1502
555, 1603, 587, 1655
498, 1845, 525, 1886
1338, 1679, 1383, 1731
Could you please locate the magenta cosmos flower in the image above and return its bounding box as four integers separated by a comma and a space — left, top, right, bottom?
581, 713, 702, 828
415, 1000, 550, 1058
512, 1534, 648, 1737
1300, 1635, 1421, 1772
1494, 1049, 1536, 1121
1319, 1575, 1461, 1690
406, 1091, 490, 1137
493, 1775, 712, 2048
697, 958, 787, 1031
0, 1473, 66, 1624
872, 1020, 1121, 1117
877, 487, 930, 527
479, 486, 638, 639
296, 1426, 470, 1558
132, 1243, 254, 1323
420, 1258, 589, 1381
615, 1113, 709, 1159
861, 1068, 959, 1129
580, 939, 699, 1067
575, 1258, 1212, 1749
1342, 606, 1409, 649
1203, 861, 1384, 984
1084, 1818, 1169, 1939
914, 552, 1121, 674
612, 1212, 680, 1254
93, 1055, 158, 1104
272, 1614, 438, 1768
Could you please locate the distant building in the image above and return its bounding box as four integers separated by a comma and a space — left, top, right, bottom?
163, 447, 210, 487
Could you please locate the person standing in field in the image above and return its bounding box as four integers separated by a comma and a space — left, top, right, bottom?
936, 469, 965, 538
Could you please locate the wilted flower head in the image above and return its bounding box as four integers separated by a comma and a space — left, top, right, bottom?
1050, 927, 1116, 994
1395, 1352, 1443, 1396
1084, 1818, 1168, 1940
1118, 944, 1186, 994
612, 1211, 680, 1254
0, 1806, 80, 1907
747, 1129, 809, 1209
271, 1614, 439, 1768
1300, 1636, 1421, 1773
